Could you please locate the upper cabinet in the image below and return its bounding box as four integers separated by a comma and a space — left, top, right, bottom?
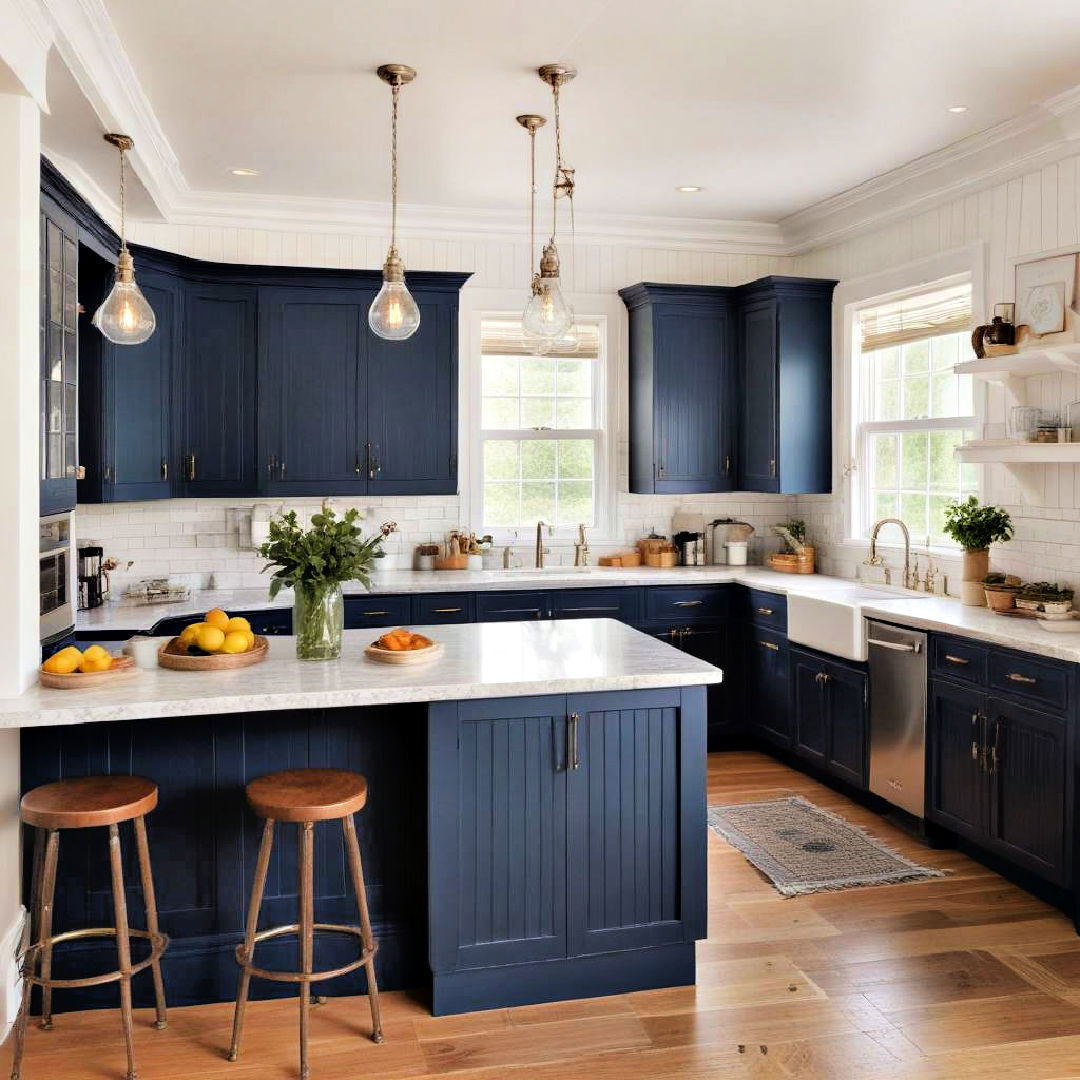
620, 284, 734, 494
620, 275, 836, 496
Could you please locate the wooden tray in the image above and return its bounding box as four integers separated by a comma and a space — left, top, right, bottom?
364, 641, 442, 665
40, 654, 137, 689
157, 635, 269, 671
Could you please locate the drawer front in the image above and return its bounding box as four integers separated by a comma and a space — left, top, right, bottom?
550, 587, 642, 624
745, 589, 786, 630
930, 634, 989, 685
475, 590, 551, 622
344, 595, 411, 629
989, 649, 1069, 713
644, 585, 728, 622
411, 593, 474, 625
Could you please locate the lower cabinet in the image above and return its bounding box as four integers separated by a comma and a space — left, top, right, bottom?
790, 646, 868, 789
743, 627, 790, 747
929, 676, 1070, 886
426, 687, 707, 1014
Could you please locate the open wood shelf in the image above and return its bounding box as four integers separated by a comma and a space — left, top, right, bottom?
954, 343, 1080, 381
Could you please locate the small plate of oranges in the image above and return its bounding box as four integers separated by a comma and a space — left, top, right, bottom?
40, 644, 136, 688
364, 627, 441, 664
158, 609, 269, 671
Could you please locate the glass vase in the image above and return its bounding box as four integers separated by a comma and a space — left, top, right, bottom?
292, 581, 344, 660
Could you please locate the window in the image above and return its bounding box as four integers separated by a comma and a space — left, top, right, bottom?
853, 282, 979, 545
477, 317, 606, 534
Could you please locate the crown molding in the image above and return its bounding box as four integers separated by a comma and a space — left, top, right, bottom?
40, 144, 118, 227
2, 0, 54, 107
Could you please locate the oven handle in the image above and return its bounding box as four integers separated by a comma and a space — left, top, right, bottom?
867, 638, 921, 653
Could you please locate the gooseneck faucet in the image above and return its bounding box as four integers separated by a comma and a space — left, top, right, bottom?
574, 524, 589, 566
535, 520, 552, 568
868, 517, 912, 590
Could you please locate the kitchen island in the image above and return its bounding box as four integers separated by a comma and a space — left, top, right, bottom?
3, 619, 720, 1017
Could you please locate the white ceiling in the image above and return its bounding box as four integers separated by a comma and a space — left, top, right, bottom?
45, 0, 1080, 226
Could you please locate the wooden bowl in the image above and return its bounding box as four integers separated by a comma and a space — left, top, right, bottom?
40, 654, 137, 689
157, 635, 269, 671
364, 641, 442, 665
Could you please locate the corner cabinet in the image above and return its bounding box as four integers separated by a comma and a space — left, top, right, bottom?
620, 276, 836, 496
426, 687, 707, 1015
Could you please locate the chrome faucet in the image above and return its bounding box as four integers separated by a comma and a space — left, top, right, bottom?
868, 517, 912, 590
535, 520, 552, 568
574, 524, 589, 566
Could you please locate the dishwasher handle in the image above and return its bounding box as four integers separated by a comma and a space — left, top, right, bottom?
868, 637, 922, 653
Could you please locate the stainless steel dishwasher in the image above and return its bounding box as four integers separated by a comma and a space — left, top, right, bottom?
867, 620, 927, 817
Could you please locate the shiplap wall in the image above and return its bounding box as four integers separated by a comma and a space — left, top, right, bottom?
795, 150, 1080, 592
75, 223, 798, 589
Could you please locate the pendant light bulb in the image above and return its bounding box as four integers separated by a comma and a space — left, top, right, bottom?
94, 134, 156, 346
523, 240, 573, 339
370, 64, 420, 342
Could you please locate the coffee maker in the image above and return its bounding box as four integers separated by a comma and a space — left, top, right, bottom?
78, 545, 106, 610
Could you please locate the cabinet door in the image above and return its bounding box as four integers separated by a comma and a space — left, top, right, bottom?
567, 688, 706, 955
103, 272, 176, 502
652, 306, 732, 493
258, 287, 366, 494
927, 679, 987, 841
365, 298, 457, 495
987, 698, 1069, 885
824, 661, 868, 789
745, 628, 790, 747
679, 626, 733, 740
791, 649, 828, 767
428, 697, 569, 972
738, 299, 779, 492
178, 283, 257, 495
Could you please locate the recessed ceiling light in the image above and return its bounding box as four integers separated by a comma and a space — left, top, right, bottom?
676, 185, 703, 193
947, 105, 968, 114
229, 167, 259, 176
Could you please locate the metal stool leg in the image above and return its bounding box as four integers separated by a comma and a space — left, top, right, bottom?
343, 815, 383, 1044
228, 817, 274, 1063
133, 816, 168, 1030
108, 824, 137, 1080
37, 830, 60, 1032
298, 821, 314, 1080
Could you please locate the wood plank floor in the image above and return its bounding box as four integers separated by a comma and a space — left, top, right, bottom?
6, 751, 1080, 1079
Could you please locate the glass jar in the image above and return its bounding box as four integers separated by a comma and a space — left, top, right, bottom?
292, 581, 344, 661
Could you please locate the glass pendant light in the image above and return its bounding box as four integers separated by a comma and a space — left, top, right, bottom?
523, 64, 577, 341
93, 134, 156, 345
369, 64, 420, 341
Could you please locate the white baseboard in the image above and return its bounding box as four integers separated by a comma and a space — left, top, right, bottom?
0, 906, 27, 1036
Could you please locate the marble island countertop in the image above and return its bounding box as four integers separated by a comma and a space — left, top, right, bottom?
2, 619, 722, 731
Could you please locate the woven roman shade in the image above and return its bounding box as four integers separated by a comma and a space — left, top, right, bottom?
859, 283, 972, 352
480, 318, 599, 359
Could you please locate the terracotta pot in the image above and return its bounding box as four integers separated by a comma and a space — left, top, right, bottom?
984, 586, 1019, 612
961, 549, 989, 606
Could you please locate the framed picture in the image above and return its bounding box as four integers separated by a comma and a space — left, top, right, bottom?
1014, 252, 1077, 334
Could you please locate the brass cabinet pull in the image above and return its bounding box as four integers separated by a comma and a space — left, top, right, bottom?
568, 712, 581, 770
756, 607, 774, 616
359, 610, 391, 616
673, 600, 703, 607
944, 654, 969, 665
187, 452, 197, 482
1006, 672, 1036, 685
815, 671, 831, 685
990, 717, 1002, 774
268, 454, 277, 478
970, 711, 980, 762
769, 457, 777, 478
354, 452, 363, 475
432, 607, 462, 614
724, 455, 732, 473
160, 458, 168, 481
366, 440, 374, 481
759, 640, 779, 651
280, 460, 287, 480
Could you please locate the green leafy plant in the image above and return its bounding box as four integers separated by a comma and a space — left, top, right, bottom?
258, 507, 397, 600
772, 520, 808, 554
941, 497, 1013, 552
1018, 581, 1074, 602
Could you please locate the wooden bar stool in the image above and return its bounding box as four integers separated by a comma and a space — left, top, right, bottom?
11, 776, 169, 1080
228, 767, 383, 1080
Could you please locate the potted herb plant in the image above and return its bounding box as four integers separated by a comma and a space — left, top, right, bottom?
259, 507, 398, 660
942, 497, 1014, 606
1017, 582, 1074, 614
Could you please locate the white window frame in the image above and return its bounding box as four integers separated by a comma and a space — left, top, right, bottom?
834, 244, 987, 555
460, 288, 622, 545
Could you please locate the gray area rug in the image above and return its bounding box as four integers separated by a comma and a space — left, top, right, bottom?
708, 795, 947, 896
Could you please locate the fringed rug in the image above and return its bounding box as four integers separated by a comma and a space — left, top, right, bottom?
708, 795, 947, 896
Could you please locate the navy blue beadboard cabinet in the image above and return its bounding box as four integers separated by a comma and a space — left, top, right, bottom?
620, 276, 836, 496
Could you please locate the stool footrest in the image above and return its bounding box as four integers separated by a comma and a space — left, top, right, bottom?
18, 928, 169, 990
235, 922, 378, 985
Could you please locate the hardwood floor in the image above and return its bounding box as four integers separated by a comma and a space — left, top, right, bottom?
6, 751, 1080, 1079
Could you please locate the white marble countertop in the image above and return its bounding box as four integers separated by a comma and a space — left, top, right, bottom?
3, 619, 722, 730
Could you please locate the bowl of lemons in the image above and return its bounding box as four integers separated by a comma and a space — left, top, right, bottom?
158, 609, 269, 670
40, 644, 136, 688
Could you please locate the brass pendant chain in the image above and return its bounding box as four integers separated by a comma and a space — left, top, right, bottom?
529, 123, 537, 268
118, 145, 127, 252
390, 80, 400, 253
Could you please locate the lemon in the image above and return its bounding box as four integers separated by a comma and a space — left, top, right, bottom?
205, 608, 230, 631
195, 625, 226, 652
220, 631, 250, 655
42, 648, 82, 675
243, 630, 256, 650
78, 654, 113, 673
179, 622, 204, 644
82, 644, 109, 662
225, 616, 251, 634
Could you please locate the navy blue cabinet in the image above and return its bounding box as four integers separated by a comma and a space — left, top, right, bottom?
744, 628, 791, 747
928, 678, 986, 841
620, 284, 734, 494
738, 296, 779, 491
176, 282, 257, 496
